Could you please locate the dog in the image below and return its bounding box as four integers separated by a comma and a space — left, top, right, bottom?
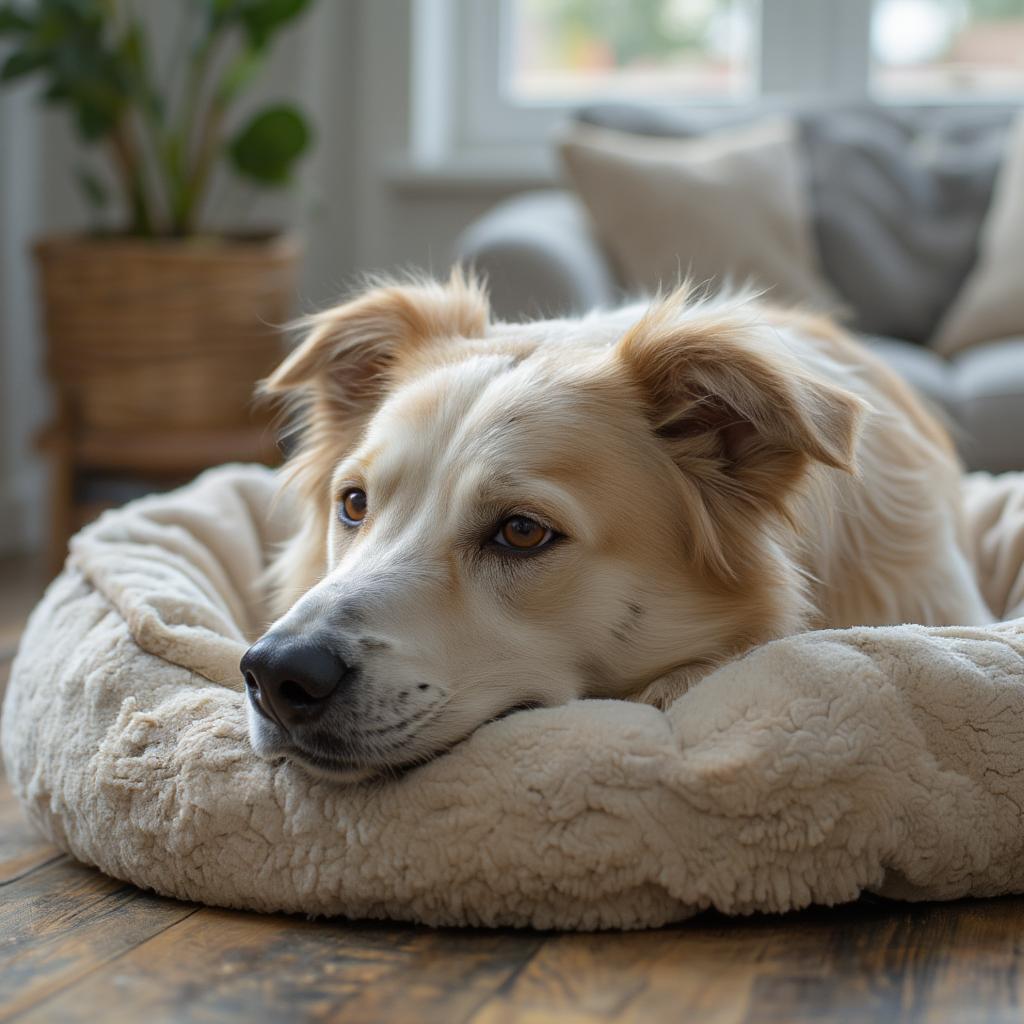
242, 270, 993, 782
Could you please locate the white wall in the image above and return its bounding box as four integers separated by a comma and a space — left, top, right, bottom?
344, 2, 534, 282
0, 0, 530, 555
0, 80, 48, 553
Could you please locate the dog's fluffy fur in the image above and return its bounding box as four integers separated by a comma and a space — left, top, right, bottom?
248, 271, 992, 780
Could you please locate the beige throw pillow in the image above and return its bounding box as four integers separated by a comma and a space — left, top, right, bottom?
557, 117, 838, 310
932, 113, 1024, 357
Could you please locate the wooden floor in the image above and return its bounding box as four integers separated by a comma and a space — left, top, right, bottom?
4, 557, 1024, 1023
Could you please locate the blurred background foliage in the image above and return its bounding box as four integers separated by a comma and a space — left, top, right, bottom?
0, 0, 315, 236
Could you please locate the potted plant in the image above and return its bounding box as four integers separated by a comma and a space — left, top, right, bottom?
0, 0, 314, 429
0, 0, 315, 564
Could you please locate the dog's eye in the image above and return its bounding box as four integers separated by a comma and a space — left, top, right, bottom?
493, 516, 554, 551
339, 488, 367, 525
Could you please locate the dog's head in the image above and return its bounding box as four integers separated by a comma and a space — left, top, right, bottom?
243, 273, 863, 781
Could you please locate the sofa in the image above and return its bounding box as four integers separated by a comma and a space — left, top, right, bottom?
456, 103, 1024, 473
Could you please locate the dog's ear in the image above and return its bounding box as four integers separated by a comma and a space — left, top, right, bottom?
262, 267, 489, 411
263, 268, 489, 519
614, 301, 866, 573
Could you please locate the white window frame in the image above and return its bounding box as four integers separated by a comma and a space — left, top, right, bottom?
408, 0, 1022, 175
411, 0, 872, 167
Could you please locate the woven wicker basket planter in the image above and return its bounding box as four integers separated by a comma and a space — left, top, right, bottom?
35, 234, 300, 431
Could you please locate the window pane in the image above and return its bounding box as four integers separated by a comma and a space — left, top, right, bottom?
872, 0, 1024, 96
507, 0, 759, 102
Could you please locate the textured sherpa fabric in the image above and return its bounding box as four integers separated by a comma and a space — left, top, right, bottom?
4, 465, 1024, 930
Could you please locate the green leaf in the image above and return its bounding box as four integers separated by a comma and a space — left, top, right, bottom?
72, 96, 117, 140
206, 0, 245, 26
0, 7, 33, 34
203, 0, 311, 45
1, 48, 48, 81
228, 103, 311, 186
162, 131, 191, 220
204, 0, 255, 39
49, 0, 102, 20
59, 69, 125, 141
75, 164, 109, 209
162, 132, 186, 180
117, 21, 145, 71
116, 20, 162, 119
239, 0, 312, 47
42, 79, 70, 103
215, 45, 264, 102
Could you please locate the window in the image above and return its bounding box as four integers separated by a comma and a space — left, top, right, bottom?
416, 0, 1024, 170
509, 0, 759, 103
872, 0, 1024, 97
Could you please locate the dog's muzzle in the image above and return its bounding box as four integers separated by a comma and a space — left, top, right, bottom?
241, 632, 353, 729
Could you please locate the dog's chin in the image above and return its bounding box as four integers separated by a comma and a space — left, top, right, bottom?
279, 748, 380, 784
246, 697, 544, 785
247, 711, 425, 785
250, 734, 390, 784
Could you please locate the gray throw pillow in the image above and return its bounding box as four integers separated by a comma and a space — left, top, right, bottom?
577, 102, 1015, 344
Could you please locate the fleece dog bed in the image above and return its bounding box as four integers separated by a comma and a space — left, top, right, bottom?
4, 464, 1024, 930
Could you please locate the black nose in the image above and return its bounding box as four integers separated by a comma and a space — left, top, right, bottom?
241, 634, 351, 728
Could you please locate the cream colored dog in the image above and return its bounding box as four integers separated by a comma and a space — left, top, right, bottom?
241, 271, 992, 782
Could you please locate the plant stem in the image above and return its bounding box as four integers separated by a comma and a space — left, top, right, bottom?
164, 4, 192, 114
182, 99, 226, 235
109, 118, 154, 236
130, 25, 173, 233
171, 28, 230, 234
108, 2, 162, 235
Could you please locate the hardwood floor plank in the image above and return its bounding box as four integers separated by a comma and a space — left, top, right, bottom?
0, 859, 197, 1021
905, 900, 1024, 1024
473, 1009, 608, 1024
0, 776, 61, 885
469, 898, 1024, 1024
12, 907, 545, 1024
470, 921, 763, 1024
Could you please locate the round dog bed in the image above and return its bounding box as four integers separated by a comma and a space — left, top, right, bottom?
4, 464, 1024, 930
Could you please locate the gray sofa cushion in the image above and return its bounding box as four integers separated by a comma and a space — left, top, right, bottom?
860, 335, 1024, 473
861, 335, 953, 412
457, 189, 619, 322
802, 107, 1011, 344
576, 102, 1015, 344
951, 338, 1024, 473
